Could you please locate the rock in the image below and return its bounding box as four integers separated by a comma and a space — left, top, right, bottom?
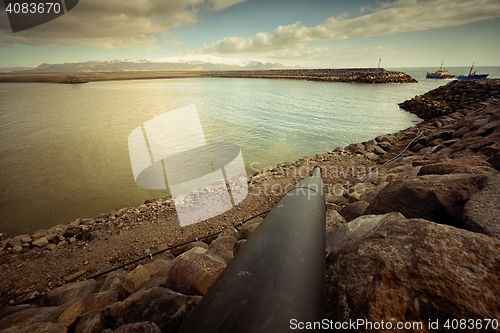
417, 158, 486, 175
182, 241, 209, 253
0, 305, 69, 330
375, 134, 397, 143
8, 235, 30, 248
378, 141, 391, 150
364, 172, 489, 227
326, 210, 346, 233
339, 201, 370, 222
70, 219, 81, 228
325, 193, 347, 205
74, 310, 103, 333
345, 143, 365, 154
364, 152, 380, 161
143, 259, 172, 277
463, 173, 500, 240
80, 218, 94, 225
0, 305, 37, 320
0, 322, 68, 333
20, 237, 31, 244
165, 247, 226, 296
475, 119, 500, 136
347, 191, 360, 203
236, 219, 262, 240
58, 290, 118, 327
12, 246, 23, 253
46, 233, 59, 243
102, 287, 201, 332
207, 236, 237, 264
120, 265, 151, 296
88, 231, 101, 242
325, 213, 500, 326
114, 322, 161, 333
62, 227, 76, 238
41, 280, 100, 306
489, 152, 500, 170
100, 269, 127, 293
219, 226, 238, 238
46, 244, 57, 251
64, 270, 86, 283
233, 240, 246, 254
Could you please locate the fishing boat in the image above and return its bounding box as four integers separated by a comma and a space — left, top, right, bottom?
426, 61, 456, 79
458, 63, 488, 80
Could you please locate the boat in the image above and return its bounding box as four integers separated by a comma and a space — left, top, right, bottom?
457, 62, 488, 80
426, 61, 456, 79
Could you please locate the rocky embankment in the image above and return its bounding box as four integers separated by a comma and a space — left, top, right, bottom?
1, 79, 499, 332
399, 78, 500, 119
201, 68, 417, 83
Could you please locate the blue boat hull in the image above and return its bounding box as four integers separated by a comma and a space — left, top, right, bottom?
458, 74, 488, 80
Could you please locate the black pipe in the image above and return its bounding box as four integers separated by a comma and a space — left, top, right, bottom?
178, 166, 326, 333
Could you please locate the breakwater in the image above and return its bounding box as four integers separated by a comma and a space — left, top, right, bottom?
0, 68, 417, 84
200, 68, 417, 83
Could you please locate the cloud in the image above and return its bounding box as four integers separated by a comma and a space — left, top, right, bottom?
0, 0, 245, 48
200, 0, 500, 54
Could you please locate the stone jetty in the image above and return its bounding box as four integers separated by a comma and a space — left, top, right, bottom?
0, 68, 416, 85
1, 79, 499, 332
201, 68, 417, 83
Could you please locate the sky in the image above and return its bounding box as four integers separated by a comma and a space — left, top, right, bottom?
0, 0, 499, 68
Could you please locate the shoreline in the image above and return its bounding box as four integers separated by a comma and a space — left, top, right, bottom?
0, 68, 417, 84
0, 79, 499, 331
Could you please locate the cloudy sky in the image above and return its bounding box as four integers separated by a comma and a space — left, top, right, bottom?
1, 0, 499, 68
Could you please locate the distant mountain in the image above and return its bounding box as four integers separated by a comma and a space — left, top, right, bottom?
17, 57, 286, 73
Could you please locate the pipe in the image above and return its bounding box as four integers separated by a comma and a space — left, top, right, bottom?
178, 166, 326, 333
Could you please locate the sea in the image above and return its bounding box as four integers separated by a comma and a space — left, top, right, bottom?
1, 67, 499, 234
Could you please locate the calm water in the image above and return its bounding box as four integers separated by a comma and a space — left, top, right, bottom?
1, 67, 499, 234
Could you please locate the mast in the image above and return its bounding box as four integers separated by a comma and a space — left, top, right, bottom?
469, 62, 475, 76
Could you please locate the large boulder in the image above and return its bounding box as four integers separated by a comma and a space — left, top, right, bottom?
417, 158, 486, 175
325, 213, 500, 331
165, 247, 226, 296
0, 305, 69, 330
120, 265, 151, 296
463, 173, 500, 240
101, 287, 201, 333
57, 290, 118, 327
363, 170, 492, 227
41, 280, 100, 306
207, 236, 237, 264
339, 200, 370, 222
0, 322, 67, 333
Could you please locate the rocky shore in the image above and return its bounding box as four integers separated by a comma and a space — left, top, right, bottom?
0, 68, 416, 85
1, 79, 499, 332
